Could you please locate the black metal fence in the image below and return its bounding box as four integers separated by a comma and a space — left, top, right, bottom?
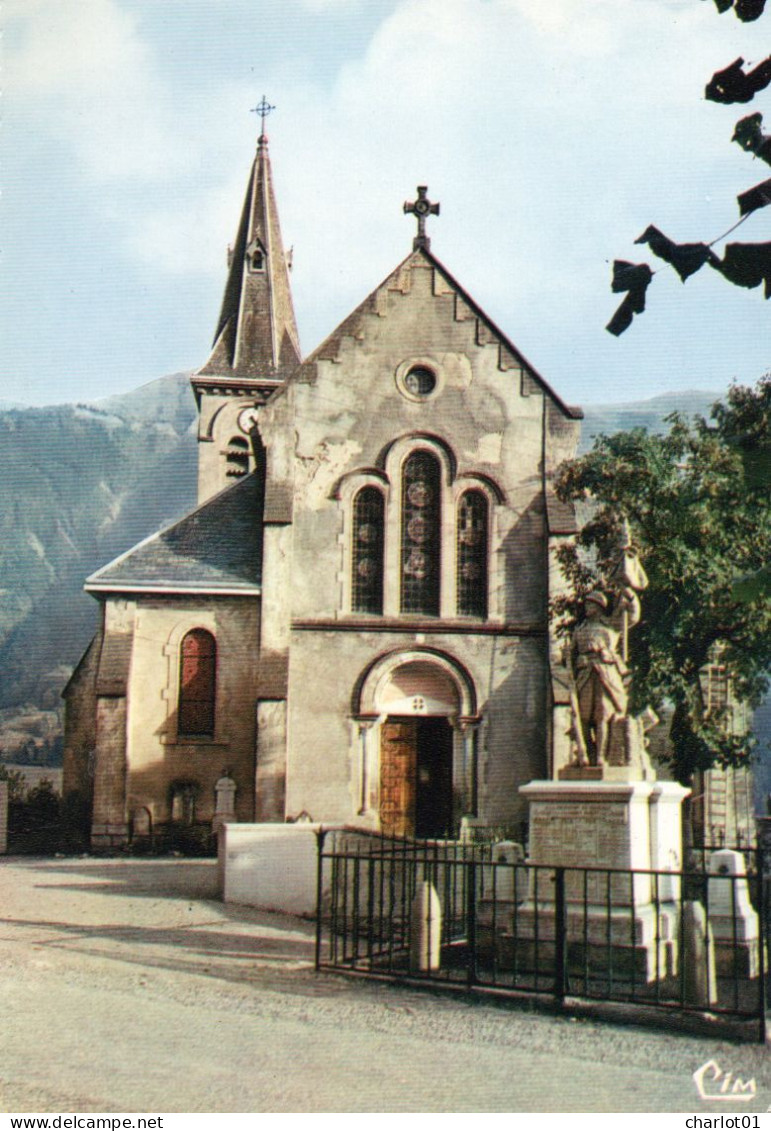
315, 829, 768, 1041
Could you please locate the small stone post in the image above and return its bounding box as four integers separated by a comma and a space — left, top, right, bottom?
410, 881, 442, 973
682, 901, 718, 1006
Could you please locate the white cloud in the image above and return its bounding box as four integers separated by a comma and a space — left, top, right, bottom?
300, 0, 367, 7
4, 0, 767, 403
6, 0, 183, 183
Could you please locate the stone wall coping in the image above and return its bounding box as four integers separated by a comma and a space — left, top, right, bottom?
649, 781, 691, 802
223, 821, 327, 836
519, 780, 657, 802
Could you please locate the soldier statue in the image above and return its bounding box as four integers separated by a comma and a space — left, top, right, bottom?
569, 523, 648, 767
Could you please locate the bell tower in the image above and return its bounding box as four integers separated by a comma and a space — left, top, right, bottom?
192, 99, 301, 503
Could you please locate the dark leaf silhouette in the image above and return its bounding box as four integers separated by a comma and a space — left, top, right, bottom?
732, 112, 771, 165
606, 261, 654, 336
705, 55, 771, 103
611, 8, 769, 332
735, 0, 767, 19
635, 225, 716, 281
709, 241, 771, 295
707, 0, 767, 19
737, 176, 771, 214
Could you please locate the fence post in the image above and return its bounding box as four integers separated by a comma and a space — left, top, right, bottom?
554, 867, 568, 1003
314, 827, 327, 971
467, 859, 477, 989
367, 854, 376, 965
758, 868, 768, 1045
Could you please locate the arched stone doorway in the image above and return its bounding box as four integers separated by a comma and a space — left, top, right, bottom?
379, 717, 453, 838
355, 651, 478, 839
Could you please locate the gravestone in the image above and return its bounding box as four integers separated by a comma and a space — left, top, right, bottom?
212, 770, 237, 834
707, 848, 761, 979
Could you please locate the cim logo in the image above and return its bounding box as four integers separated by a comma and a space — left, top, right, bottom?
693, 1059, 757, 1103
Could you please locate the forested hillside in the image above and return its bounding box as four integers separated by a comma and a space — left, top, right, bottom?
0, 374, 197, 758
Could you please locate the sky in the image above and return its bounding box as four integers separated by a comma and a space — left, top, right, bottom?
3, 0, 769, 409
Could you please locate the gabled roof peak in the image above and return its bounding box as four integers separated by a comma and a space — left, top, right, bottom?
304, 245, 582, 421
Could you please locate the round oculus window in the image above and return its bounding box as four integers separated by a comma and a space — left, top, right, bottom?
403, 366, 436, 397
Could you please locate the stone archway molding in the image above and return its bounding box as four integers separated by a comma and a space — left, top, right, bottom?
353, 646, 477, 719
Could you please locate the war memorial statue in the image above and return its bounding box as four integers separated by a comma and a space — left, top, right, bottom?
565, 522, 657, 779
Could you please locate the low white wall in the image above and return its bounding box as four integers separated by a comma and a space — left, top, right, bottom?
219, 822, 330, 916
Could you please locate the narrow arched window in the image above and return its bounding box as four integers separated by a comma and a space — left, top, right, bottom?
178, 630, 216, 737
352, 487, 384, 614
401, 451, 441, 615
226, 436, 250, 478
457, 490, 488, 618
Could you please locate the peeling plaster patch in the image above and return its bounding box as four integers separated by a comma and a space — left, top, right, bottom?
297, 440, 362, 509
465, 432, 502, 465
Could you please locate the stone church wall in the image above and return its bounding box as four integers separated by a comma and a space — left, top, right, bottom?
266, 255, 571, 832
122, 595, 261, 831
61, 631, 101, 819
284, 629, 548, 832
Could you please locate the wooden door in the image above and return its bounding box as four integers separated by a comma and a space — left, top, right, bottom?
379, 720, 417, 838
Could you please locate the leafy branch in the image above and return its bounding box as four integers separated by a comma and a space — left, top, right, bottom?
607, 0, 771, 334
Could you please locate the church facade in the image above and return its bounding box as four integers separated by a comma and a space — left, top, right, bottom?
63, 125, 582, 849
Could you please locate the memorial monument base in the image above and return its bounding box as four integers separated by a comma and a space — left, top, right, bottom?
499, 776, 690, 986
481, 903, 679, 985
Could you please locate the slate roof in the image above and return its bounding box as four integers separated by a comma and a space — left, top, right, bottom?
86, 473, 262, 595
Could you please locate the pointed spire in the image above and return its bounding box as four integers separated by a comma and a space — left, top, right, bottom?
198, 105, 301, 382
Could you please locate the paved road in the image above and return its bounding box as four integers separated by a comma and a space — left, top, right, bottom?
0, 857, 768, 1113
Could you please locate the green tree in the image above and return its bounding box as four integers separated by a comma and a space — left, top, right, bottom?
554, 376, 771, 783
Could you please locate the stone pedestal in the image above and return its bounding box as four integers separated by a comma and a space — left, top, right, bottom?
508, 776, 690, 986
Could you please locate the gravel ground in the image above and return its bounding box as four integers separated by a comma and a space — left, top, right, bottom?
0, 856, 768, 1113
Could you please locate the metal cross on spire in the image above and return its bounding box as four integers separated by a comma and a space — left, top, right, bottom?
251, 96, 275, 144
403, 186, 440, 250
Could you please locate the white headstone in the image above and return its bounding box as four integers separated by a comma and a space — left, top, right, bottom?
707, 848, 758, 943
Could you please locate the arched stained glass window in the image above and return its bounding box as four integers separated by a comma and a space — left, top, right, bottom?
352, 487, 384, 614
401, 451, 441, 615
178, 629, 216, 737
457, 490, 488, 618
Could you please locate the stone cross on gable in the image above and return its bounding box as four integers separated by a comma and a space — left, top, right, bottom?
403, 186, 440, 250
